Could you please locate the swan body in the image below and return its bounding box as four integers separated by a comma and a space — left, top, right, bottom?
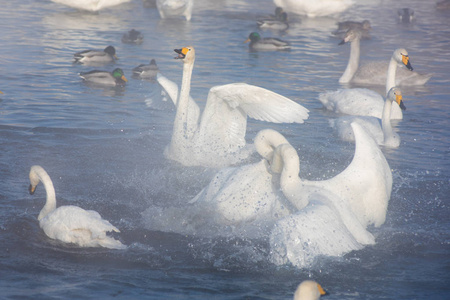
245, 32, 291, 51
133, 59, 159, 79
257, 12, 289, 31
28, 165, 125, 249
294, 280, 328, 300
319, 88, 403, 119
156, 0, 193, 21
330, 87, 405, 148
273, 0, 353, 17
80, 68, 127, 86
74, 46, 118, 65
188, 129, 295, 225
163, 46, 309, 167
122, 29, 143, 44
50, 0, 131, 12
338, 29, 431, 87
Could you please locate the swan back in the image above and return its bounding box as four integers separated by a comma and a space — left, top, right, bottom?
294, 280, 328, 300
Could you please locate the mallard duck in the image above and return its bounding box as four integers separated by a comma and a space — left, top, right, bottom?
122, 29, 143, 44
332, 19, 371, 39
74, 46, 118, 65
244, 32, 291, 51
132, 59, 159, 79
257, 12, 289, 31
79, 68, 127, 86
398, 8, 414, 23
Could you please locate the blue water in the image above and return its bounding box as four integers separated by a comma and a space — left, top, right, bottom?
0, 0, 449, 299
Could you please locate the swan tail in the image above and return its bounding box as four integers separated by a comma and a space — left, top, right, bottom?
97, 237, 127, 250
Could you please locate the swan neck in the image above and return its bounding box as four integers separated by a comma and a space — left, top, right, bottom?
381, 97, 393, 143
172, 60, 194, 141
36, 169, 57, 220
339, 38, 360, 84
386, 56, 397, 96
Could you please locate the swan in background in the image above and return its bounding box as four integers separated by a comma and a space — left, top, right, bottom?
273, 0, 353, 17
319, 30, 415, 119
271, 122, 391, 229
156, 0, 193, 21
28, 165, 126, 249
337, 29, 431, 86
245, 32, 291, 51
50, 0, 131, 12
188, 129, 295, 225
293, 280, 328, 300
73, 46, 118, 65
257, 12, 289, 31
162, 46, 309, 167
79, 68, 127, 86
330, 87, 405, 148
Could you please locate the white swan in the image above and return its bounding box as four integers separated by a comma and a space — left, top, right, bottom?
156, 0, 193, 21
28, 165, 126, 249
188, 129, 296, 225
319, 29, 417, 119
293, 280, 328, 300
271, 122, 392, 228
330, 87, 405, 148
50, 0, 131, 12
337, 29, 431, 87
161, 46, 309, 167
273, 0, 353, 18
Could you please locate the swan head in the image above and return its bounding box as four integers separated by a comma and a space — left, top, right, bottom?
245, 32, 261, 43
294, 280, 328, 300
387, 87, 406, 111
174, 46, 195, 63
393, 48, 413, 71
29, 166, 42, 195
254, 129, 289, 163
339, 28, 362, 45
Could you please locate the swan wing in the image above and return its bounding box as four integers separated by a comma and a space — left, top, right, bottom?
156, 73, 201, 126
197, 83, 309, 153
40, 206, 124, 248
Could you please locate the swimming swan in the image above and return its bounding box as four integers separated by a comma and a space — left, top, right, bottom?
188, 129, 296, 225
271, 122, 392, 228
50, 0, 131, 12
293, 281, 328, 300
273, 0, 353, 17
330, 87, 405, 148
319, 31, 414, 119
28, 165, 126, 249
162, 46, 309, 167
156, 0, 193, 21
338, 29, 431, 87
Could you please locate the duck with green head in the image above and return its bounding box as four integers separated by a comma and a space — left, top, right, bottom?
79, 68, 127, 86
244, 32, 291, 51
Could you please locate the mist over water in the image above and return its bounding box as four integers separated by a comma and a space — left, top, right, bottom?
0, 0, 449, 299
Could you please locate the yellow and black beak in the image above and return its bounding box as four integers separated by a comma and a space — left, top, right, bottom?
396, 93, 406, 111
29, 184, 36, 195
174, 47, 189, 59
402, 54, 413, 71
